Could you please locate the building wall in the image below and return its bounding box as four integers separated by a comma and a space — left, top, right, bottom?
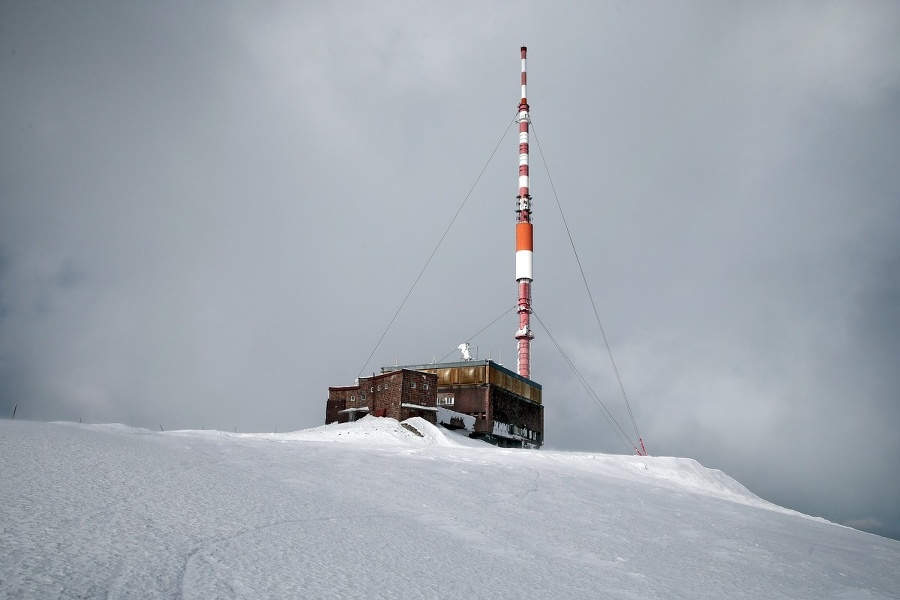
490, 385, 542, 433
489, 385, 543, 446
327, 370, 438, 425
326, 386, 355, 424
437, 386, 491, 433
397, 370, 439, 422
364, 370, 405, 421
325, 399, 344, 424
406, 361, 542, 405
440, 384, 543, 447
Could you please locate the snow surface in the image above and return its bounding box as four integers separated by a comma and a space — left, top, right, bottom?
1, 417, 898, 599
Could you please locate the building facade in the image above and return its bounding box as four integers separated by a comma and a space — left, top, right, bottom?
326, 360, 543, 449
326, 369, 439, 425
390, 360, 543, 448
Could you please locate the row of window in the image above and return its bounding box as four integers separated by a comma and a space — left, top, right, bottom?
507, 424, 540, 441
365, 383, 430, 392
346, 381, 431, 400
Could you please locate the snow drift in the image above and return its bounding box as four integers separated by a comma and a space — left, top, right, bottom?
1, 417, 897, 599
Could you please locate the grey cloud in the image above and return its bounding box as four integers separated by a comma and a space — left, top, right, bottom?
2, 0, 899, 540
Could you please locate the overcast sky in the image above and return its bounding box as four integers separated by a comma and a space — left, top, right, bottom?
2, 1, 899, 540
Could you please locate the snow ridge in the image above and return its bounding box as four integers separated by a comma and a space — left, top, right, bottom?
2, 418, 897, 599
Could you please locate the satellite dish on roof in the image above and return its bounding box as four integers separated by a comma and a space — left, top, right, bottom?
458, 342, 472, 361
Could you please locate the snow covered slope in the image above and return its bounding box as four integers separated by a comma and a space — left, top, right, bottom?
1, 418, 897, 599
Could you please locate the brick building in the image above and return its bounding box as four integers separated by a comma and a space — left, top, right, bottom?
326, 369, 439, 425
326, 360, 543, 449
391, 360, 543, 448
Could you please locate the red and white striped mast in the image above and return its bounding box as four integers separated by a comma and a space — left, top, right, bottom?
515, 46, 535, 379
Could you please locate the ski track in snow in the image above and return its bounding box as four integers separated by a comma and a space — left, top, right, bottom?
1, 417, 898, 599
